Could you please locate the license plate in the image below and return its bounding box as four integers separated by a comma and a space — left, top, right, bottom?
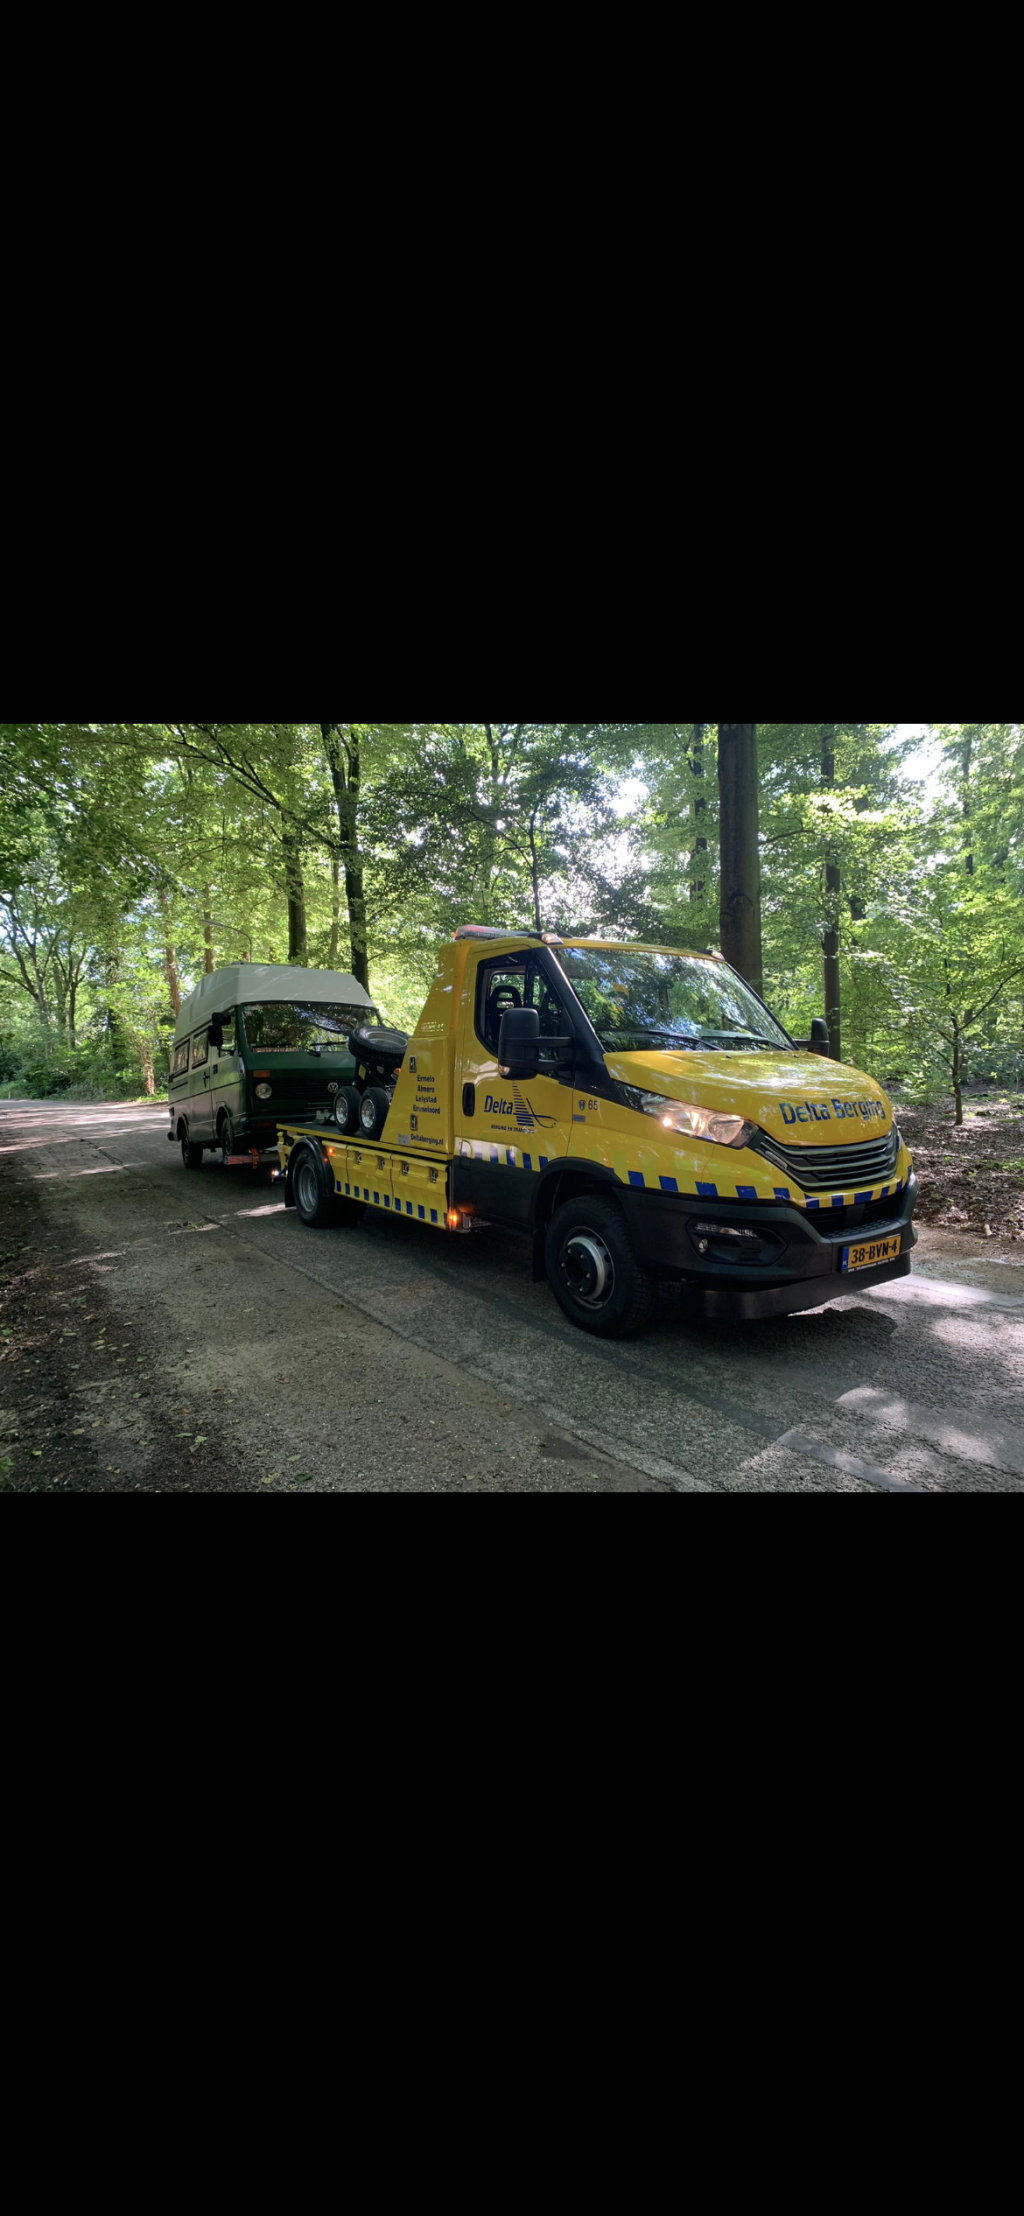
842, 1234, 902, 1273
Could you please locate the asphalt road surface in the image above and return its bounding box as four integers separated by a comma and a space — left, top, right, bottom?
4, 1098, 1024, 1494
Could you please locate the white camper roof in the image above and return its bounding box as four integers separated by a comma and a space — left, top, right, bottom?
175, 964, 374, 1042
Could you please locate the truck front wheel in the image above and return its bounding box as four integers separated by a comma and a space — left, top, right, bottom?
545, 1195, 657, 1338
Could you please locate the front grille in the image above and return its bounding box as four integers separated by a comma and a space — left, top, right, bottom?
750, 1125, 900, 1191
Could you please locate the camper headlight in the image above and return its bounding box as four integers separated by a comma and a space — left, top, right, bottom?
640, 1095, 754, 1149
256, 1083, 273, 1101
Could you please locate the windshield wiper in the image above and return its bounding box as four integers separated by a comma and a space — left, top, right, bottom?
695, 1030, 774, 1048
606, 1029, 701, 1048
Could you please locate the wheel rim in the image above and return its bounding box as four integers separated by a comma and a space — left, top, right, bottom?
360, 1101, 376, 1135
296, 1160, 320, 1215
560, 1230, 615, 1308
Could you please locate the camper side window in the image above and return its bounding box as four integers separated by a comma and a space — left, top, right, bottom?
191, 1031, 210, 1071
171, 1043, 190, 1079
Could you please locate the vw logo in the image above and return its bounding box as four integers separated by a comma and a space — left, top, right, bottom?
328, 1082, 340, 1094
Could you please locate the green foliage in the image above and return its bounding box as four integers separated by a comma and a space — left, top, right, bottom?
2, 720, 1022, 1114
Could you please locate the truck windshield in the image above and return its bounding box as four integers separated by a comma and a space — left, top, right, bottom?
242, 1001, 379, 1052
557, 950, 790, 1052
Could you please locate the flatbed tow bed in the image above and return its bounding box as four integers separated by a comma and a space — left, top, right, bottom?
278, 1125, 469, 1234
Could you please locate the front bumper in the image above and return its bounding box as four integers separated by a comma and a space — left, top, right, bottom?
619, 1173, 919, 1321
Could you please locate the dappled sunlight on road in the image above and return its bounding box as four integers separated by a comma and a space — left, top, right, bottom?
6, 1092, 1024, 1492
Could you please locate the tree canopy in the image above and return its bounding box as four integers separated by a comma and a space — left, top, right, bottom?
2, 720, 1021, 1123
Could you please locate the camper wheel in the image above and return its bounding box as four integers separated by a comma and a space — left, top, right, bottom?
180, 1126, 205, 1171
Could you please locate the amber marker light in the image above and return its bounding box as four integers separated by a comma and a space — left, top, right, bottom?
447, 1210, 461, 1230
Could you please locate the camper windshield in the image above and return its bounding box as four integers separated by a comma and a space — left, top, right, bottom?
242, 1001, 379, 1052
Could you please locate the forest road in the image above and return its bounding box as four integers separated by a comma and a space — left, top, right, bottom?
4, 1098, 1024, 1494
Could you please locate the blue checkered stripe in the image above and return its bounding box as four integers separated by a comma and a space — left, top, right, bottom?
457, 1138, 552, 1171
335, 1176, 442, 1226
626, 1169, 908, 1207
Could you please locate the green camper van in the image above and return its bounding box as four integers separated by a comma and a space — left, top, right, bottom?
167, 963, 378, 1169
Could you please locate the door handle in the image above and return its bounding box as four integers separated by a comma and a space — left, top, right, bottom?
462, 1084, 475, 1117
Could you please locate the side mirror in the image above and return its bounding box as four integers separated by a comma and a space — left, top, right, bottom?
499, 1006, 540, 1077
810, 1017, 830, 1051
209, 1014, 226, 1051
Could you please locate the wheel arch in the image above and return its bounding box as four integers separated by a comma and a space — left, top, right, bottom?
532, 1161, 624, 1237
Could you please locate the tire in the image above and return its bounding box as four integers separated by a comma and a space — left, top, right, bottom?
291, 1144, 365, 1231
292, 1145, 338, 1228
545, 1194, 657, 1338
359, 1086, 391, 1140
218, 1113, 236, 1166
180, 1128, 205, 1171
332, 1086, 363, 1136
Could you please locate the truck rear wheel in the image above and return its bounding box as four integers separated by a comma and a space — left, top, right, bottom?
545, 1195, 657, 1338
292, 1146, 338, 1228
291, 1144, 366, 1230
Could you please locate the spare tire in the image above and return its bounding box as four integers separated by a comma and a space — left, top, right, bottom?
348, 1026, 409, 1074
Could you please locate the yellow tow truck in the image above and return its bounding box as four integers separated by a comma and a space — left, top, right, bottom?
277, 929, 917, 1335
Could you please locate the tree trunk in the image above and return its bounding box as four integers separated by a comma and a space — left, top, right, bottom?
142, 1053, 156, 1098
529, 811, 542, 932
321, 723, 370, 991
329, 858, 341, 968
689, 724, 708, 902
283, 828, 308, 965
952, 1025, 964, 1126
204, 889, 216, 974
162, 899, 182, 1019
717, 724, 763, 990
962, 732, 974, 876
821, 727, 841, 1060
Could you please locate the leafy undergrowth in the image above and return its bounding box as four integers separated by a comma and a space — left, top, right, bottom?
896, 1093, 1024, 1238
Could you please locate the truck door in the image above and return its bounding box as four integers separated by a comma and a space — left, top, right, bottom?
189, 1029, 214, 1141
455, 953, 577, 1219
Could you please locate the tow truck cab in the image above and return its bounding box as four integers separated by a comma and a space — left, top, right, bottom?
279, 931, 918, 1336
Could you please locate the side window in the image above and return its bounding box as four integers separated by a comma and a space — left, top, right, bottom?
479, 965, 529, 1054
171, 1043, 190, 1079
191, 1031, 209, 1071
477, 959, 571, 1054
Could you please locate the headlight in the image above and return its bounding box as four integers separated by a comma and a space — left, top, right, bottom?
640, 1094, 754, 1148
255, 1083, 273, 1101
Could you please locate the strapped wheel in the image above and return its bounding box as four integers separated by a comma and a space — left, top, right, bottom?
332, 1086, 363, 1135
359, 1087, 392, 1141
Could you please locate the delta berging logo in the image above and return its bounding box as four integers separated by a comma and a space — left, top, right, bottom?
780, 1097, 887, 1126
